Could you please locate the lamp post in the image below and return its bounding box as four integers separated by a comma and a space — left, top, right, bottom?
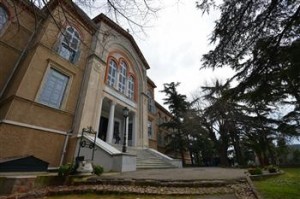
122, 107, 129, 153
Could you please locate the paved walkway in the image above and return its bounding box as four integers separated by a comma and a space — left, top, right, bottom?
101, 167, 247, 181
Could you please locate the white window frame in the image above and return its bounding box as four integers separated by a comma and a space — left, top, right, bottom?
118, 61, 127, 94
147, 91, 155, 113
148, 120, 153, 139
0, 5, 8, 32
58, 26, 80, 63
106, 57, 136, 101
38, 67, 70, 109
107, 59, 117, 87
127, 75, 134, 100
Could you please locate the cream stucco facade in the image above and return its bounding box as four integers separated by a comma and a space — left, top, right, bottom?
74, 15, 150, 149
0, 0, 175, 171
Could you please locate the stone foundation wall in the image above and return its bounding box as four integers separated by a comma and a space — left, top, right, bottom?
0, 177, 35, 195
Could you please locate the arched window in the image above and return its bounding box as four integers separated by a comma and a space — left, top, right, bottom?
57, 26, 80, 63
0, 6, 8, 31
118, 61, 127, 94
107, 60, 117, 87
106, 56, 136, 100
127, 75, 134, 99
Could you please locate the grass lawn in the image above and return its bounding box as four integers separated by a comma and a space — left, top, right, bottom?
253, 168, 300, 199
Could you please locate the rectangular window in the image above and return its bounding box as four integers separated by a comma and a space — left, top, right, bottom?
158, 132, 164, 146
148, 99, 156, 113
38, 68, 69, 109
127, 76, 134, 100
148, 120, 153, 139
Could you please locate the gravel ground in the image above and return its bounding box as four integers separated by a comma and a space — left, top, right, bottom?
0, 182, 257, 199
0, 168, 258, 199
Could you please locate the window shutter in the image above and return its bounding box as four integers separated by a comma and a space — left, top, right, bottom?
72, 49, 80, 64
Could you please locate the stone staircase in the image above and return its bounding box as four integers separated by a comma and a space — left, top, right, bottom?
136, 148, 177, 170
112, 145, 178, 170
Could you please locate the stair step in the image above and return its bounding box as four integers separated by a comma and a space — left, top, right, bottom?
110, 144, 177, 170
136, 151, 176, 169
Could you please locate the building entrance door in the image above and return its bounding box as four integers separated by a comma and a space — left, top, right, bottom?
98, 116, 108, 141
128, 123, 133, 146
113, 121, 121, 144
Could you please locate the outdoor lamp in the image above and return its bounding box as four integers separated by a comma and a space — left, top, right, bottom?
123, 107, 129, 118
122, 107, 129, 152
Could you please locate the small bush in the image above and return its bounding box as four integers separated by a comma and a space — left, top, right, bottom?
247, 160, 256, 168
93, 165, 104, 176
248, 167, 263, 175
58, 163, 73, 177
268, 165, 278, 173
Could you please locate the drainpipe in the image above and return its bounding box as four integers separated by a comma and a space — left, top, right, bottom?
0, 19, 43, 99
59, 131, 72, 166
141, 91, 147, 148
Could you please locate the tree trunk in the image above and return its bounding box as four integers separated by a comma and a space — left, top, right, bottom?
232, 132, 245, 166
180, 148, 186, 166
189, 150, 194, 165
177, 131, 186, 166
196, 152, 201, 166
218, 143, 229, 167
263, 150, 269, 166
256, 152, 264, 167
218, 130, 229, 167
267, 145, 276, 165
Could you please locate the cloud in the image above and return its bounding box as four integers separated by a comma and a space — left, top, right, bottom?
136, 1, 232, 106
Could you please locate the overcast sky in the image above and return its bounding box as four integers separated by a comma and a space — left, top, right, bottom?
135, 1, 234, 105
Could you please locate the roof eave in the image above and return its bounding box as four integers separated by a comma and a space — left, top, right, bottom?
147, 77, 157, 88
43, 0, 97, 33
93, 14, 150, 70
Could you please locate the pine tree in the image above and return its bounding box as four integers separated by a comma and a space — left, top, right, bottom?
197, 0, 300, 139
160, 82, 190, 165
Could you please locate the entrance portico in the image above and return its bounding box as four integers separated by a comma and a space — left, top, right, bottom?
98, 97, 137, 147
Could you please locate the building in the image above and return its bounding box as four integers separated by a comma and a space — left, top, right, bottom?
0, 0, 180, 172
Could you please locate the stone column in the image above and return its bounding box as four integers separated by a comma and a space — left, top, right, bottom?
94, 97, 104, 139
131, 112, 137, 147
106, 101, 116, 143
